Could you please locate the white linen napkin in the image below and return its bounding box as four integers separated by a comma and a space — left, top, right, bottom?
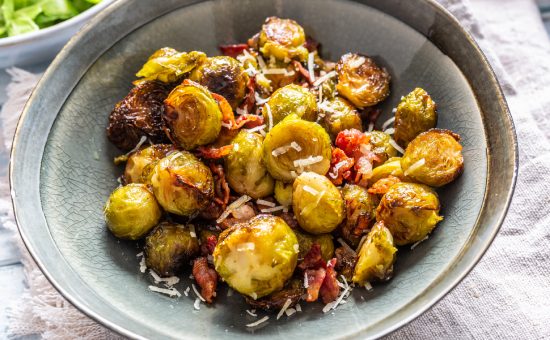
2, 0, 549, 338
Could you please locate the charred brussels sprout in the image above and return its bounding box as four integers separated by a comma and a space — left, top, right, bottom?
124, 144, 175, 184
292, 172, 345, 234
394, 88, 437, 147
340, 184, 379, 247
336, 53, 390, 108
293, 229, 334, 261
150, 151, 214, 216
163, 81, 222, 150
376, 182, 443, 245
401, 129, 464, 187
189, 56, 249, 109
274, 181, 293, 207
136, 48, 206, 83
224, 130, 274, 199
144, 222, 200, 276
319, 96, 362, 140
213, 214, 299, 298
365, 130, 398, 165
107, 81, 171, 151
263, 114, 332, 182
262, 84, 317, 126
258, 17, 308, 62
352, 221, 397, 284
104, 184, 162, 240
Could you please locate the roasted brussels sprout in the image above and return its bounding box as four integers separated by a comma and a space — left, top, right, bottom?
376, 182, 443, 245
319, 96, 362, 140
189, 56, 249, 109
274, 181, 293, 207
365, 130, 398, 165
213, 214, 299, 298
401, 129, 464, 187
262, 84, 317, 126
352, 221, 397, 284
144, 222, 200, 276
124, 144, 175, 184
107, 81, 171, 151
339, 184, 379, 247
263, 114, 332, 182
104, 184, 162, 240
394, 88, 437, 147
245, 278, 304, 311
258, 17, 309, 62
292, 172, 345, 234
368, 157, 408, 185
163, 81, 222, 150
224, 130, 274, 198
336, 53, 390, 108
293, 229, 334, 261
136, 48, 206, 83
150, 151, 214, 216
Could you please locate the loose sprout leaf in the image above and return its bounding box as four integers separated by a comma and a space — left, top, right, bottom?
136, 49, 207, 83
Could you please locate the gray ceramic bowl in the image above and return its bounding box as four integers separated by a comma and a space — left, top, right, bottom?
10, 0, 517, 339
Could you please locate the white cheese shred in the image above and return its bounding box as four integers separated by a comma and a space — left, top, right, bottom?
265, 103, 274, 131
246, 316, 269, 328
256, 199, 276, 207
149, 270, 179, 287
139, 257, 147, 273
246, 309, 258, 317
247, 124, 267, 133
308, 52, 316, 82
302, 185, 319, 196
303, 271, 309, 288
383, 127, 395, 135
293, 155, 323, 168
404, 158, 426, 177
194, 298, 201, 310
285, 308, 297, 317
125, 135, 147, 156
254, 92, 269, 105
364, 282, 373, 291
217, 195, 252, 223
192, 283, 206, 302
189, 224, 197, 238
272, 144, 292, 157
257, 55, 267, 70
355, 235, 368, 253
389, 138, 405, 154
277, 299, 293, 320
382, 116, 396, 131
295, 303, 302, 312
260, 206, 285, 213
313, 70, 337, 87
184, 286, 190, 297
411, 235, 429, 250
290, 141, 302, 152
148, 285, 181, 298
262, 68, 288, 75
367, 122, 374, 132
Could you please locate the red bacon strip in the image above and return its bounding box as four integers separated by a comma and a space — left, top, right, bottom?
320, 258, 340, 304
193, 257, 218, 303
219, 44, 248, 58
305, 268, 326, 302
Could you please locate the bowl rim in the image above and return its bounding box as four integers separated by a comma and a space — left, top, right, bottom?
9, 0, 518, 338
0, 0, 114, 48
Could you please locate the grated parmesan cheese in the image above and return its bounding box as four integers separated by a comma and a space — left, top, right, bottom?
246, 309, 258, 317
277, 299, 293, 320
260, 206, 286, 213
194, 298, 201, 310
217, 195, 252, 223
255, 92, 269, 105
148, 285, 181, 298
383, 127, 395, 135
367, 122, 374, 132
355, 235, 368, 253
293, 244, 299, 253
272, 144, 292, 157
139, 257, 147, 273
290, 141, 302, 152
304, 271, 309, 288
389, 138, 405, 154
247, 124, 267, 133
348, 56, 366, 68
302, 185, 319, 195
257, 55, 267, 70
189, 224, 197, 238
237, 242, 256, 252
265, 103, 273, 130
308, 52, 316, 82
285, 308, 297, 317
149, 270, 179, 287
404, 158, 426, 177
364, 282, 373, 291
125, 135, 147, 156
192, 284, 206, 302
184, 286, 190, 296
313, 70, 337, 87
256, 199, 276, 207
246, 316, 269, 327
262, 68, 288, 75
382, 116, 395, 130
411, 235, 429, 250
236, 107, 248, 115
293, 155, 323, 168
295, 303, 302, 312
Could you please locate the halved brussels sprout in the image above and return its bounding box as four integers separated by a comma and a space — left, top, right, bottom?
262, 84, 317, 126
189, 56, 249, 109
394, 88, 437, 147
213, 214, 299, 298
352, 221, 397, 285
293, 229, 334, 261
365, 130, 398, 165
150, 151, 214, 216
136, 48, 206, 83
104, 184, 162, 240
274, 180, 293, 207
258, 17, 309, 62
368, 157, 408, 185
376, 182, 443, 245
292, 172, 345, 234
224, 130, 274, 199
401, 129, 464, 187
319, 96, 362, 140
163, 81, 222, 150
124, 144, 175, 184
263, 114, 332, 182
336, 53, 390, 108
339, 184, 379, 247
144, 222, 200, 276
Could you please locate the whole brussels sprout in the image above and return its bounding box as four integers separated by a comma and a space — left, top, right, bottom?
339, 184, 379, 247
107, 81, 171, 151
319, 96, 362, 140
150, 151, 214, 216
368, 157, 408, 186
104, 184, 162, 240
189, 56, 249, 109
213, 214, 299, 299
124, 144, 175, 184
274, 181, 293, 207
352, 221, 397, 285
136, 48, 206, 83
224, 130, 274, 199
262, 84, 317, 126
144, 222, 200, 276
394, 88, 437, 147
258, 16, 309, 62
163, 81, 222, 150
376, 182, 443, 246
401, 129, 464, 187
292, 172, 345, 234
263, 114, 332, 182
365, 130, 398, 165
293, 229, 334, 261
336, 53, 390, 108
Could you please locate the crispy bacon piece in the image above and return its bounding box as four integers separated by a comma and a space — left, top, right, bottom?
298, 243, 325, 271
305, 268, 326, 302
234, 114, 262, 129
368, 175, 401, 195
209, 163, 230, 207
197, 144, 233, 159
328, 147, 355, 185
320, 258, 340, 304
193, 257, 218, 303
335, 129, 370, 158
292, 60, 313, 85
242, 76, 256, 111
219, 44, 249, 58
201, 235, 218, 256
211, 92, 237, 127
335, 246, 358, 281
245, 279, 305, 311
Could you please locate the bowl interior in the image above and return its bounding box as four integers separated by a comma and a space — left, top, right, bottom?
34, 0, 487, 338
